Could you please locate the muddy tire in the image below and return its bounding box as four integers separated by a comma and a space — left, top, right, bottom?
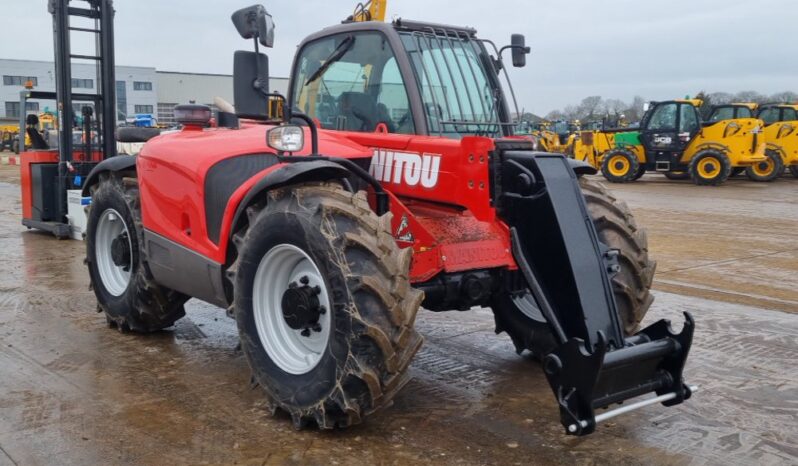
790, 166, 798, 178
632, 164, 647, 180
230, 183, 423, 429
600, 148, 639, 183
689, 149, 731, 185
86, 172, 187, 332
745, 149, 783, 182
492, 177, 655, 357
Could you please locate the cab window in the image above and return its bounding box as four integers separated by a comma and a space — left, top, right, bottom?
291, 32, 415, 134
758, 107, 780, 125
709, 107, 734, 122
736, 107, 753, 119
647, 103, 677, 130
679, 105, 699, 133
783, 107, 798, 121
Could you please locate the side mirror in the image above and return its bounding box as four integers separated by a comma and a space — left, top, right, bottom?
511, 34, 530, 68
234, 50, 270, 119
231, 4, 275, 48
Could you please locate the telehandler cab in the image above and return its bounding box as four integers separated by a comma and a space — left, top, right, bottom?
82, 3, 695, 436
595, 99, 766, 185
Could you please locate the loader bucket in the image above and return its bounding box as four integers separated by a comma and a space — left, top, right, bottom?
494, 145, 695, 435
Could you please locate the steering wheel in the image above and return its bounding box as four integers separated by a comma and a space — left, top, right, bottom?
351, 109, 373, 132
396, 111, 411, 129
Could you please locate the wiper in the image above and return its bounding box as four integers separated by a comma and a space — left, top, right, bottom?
304, 35, 355, 86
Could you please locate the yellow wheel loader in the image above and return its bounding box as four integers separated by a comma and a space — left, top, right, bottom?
580, 99, 766, 185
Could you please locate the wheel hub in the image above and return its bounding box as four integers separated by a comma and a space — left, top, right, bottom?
110, 232, 131, 270
281, 276, 325, 333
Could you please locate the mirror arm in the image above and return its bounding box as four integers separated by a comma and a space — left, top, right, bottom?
499, 44, 531, 59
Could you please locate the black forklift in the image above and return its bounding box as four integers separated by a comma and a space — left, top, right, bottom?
20, 0, 117, 238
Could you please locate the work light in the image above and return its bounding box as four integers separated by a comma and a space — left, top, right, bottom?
267, 125, 304, 152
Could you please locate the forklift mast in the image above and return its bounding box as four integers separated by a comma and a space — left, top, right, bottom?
49, 0, 117, 160
20, 0, 117, 238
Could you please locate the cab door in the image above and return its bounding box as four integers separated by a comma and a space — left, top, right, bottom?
639, 102, 699, 170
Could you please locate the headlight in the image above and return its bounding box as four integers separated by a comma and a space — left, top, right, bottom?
267, 125, 304, 152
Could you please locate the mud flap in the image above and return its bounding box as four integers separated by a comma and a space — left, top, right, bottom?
497, 149, 695, 435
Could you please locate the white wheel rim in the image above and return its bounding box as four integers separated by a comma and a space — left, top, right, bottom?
95, 208, 132, 296
253, 243, 332, 375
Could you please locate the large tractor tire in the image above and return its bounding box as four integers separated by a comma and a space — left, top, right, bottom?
86, 172, 188, 331
229, 183, 423, 429
600, 148, 640, 183
492, 177, 655, 358
790, 166, 798, 178
689, 149, 731, 186
745, 149, 784, 182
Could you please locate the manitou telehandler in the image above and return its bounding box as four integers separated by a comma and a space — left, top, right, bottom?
589, 99, 766, 185
81, 3, 695, 436
709, 103, 798, 180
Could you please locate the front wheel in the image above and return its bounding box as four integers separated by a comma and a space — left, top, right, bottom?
231, 183, 423, 429
85, 172, 187, 331
689, 150, 731, 186
790, 165, 798, 178
745, 149, 784, 182
492, 178, 655, 357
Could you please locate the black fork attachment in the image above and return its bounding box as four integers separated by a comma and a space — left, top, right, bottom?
494, 147, 695, 436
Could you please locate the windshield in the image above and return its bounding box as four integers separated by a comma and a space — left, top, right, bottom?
292, 32, 416, 134
399, 31, 503, 138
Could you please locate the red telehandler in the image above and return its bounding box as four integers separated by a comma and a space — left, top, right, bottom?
82, 4, 695, 435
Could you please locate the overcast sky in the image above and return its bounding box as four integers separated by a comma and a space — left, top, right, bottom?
2, 0, 795, 115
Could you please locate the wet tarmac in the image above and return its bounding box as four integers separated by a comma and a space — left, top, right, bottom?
0, 165, 796, 465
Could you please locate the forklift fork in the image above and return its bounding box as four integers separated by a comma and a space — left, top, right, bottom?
497, 149, 695, 435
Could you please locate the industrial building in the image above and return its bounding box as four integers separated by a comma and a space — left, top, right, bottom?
155, 71, 288, 126
0, 58, 288, 127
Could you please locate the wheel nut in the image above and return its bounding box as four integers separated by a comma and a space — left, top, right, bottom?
288, 281, 298, 289
312, 285, 321, 294
318, 305, 326, 315
300, 328, 311, 337
312, 323, 322, 333
300, 276, 310, 285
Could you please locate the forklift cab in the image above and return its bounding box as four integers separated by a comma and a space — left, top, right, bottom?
20, 0, 117, 239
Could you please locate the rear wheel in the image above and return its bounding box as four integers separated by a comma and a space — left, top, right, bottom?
492, 177, 655, 357
689, 150, 731, 185
790, 166, 798, 178
600, 148, 639, 183
230, 183, 423, 429
745, 149, 783, 182
86, 172, 187, 331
